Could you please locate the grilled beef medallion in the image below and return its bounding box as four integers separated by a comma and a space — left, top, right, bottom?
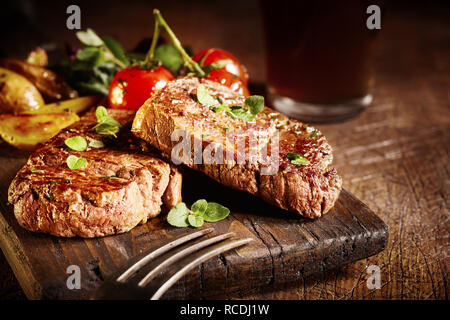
132, 77, 342, 218
8, 109, 182, 237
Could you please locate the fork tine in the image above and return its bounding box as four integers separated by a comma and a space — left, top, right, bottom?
138, 232, 235, 287
149, 237, 253, 300
116, 227, 214, 283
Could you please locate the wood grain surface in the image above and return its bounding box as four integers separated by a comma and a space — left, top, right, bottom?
0, 0, 448, 300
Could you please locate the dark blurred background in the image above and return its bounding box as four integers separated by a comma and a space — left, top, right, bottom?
0, 0, 448, 86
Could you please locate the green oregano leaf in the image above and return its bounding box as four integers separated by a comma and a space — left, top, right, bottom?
76, 28, 104, 47
286, 152, 310, 165
245, 95, 265, 115
154, 44, 183, 73
94, 124, 120, 137
228, 107, 256, 122
212, 103, 258, 122
167, 202, 190, 227
66, 155, 87, 170
191, 199, 208, 215
103, 36, 129, 65
290, 157, 310, 165
95, 106, 109, 121
188, 214, 204, 228
101, 117, 121, 128
210, 105, 231, 113
197, 84, 216, 107
167, 200, 231, 228
31, 168, 44, 173
88, 139, 105, 148
203, 202, 230, 222
76, 47, 104, 65
93, 106, 121, 137
65, 136, 87, 151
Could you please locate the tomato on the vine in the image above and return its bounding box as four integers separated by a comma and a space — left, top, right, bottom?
193, 48, 249, 85
108, 66, 174, 111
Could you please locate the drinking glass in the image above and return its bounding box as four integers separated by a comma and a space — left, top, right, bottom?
261, 0, 385, 122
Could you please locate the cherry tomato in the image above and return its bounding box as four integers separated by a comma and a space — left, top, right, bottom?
193, 48, 249, 85
206, 69, 250, 96
108, 66, 174, 111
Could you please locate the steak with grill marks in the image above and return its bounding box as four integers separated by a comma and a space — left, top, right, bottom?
132, 77, 342, 218
8, 109, 182, 237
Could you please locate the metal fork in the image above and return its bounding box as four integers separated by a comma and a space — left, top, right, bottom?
92, 228, 252, 300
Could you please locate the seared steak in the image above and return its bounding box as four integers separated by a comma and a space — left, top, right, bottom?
132, 77, 342, 218
8, 109, 182, 237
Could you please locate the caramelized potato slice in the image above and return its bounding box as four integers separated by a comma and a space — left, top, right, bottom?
0, 67, 45, 114
0, 112, 79, 150
25, 95, 101, 115
0, 58, 78, 102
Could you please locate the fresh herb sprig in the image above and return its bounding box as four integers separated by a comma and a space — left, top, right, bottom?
197, 84, 217, 106
167, 199, 230, 228
65, 136, 87, 151
88, 139, 105, 148
66, 155, 87, 170
92, 106, 121, 137
227, 106, 257, 122
67, 29, 129, 95
226, 95, 265, 122
198, 84, 265, 122
76, 29, 129, 68
245, 95, 265, 115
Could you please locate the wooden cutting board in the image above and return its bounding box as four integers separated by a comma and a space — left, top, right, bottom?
0, 143, 388, 299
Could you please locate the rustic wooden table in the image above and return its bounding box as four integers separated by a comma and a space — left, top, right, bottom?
0, 1, 448, 299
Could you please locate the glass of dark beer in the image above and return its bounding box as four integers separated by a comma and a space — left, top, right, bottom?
261, 0, 384, 122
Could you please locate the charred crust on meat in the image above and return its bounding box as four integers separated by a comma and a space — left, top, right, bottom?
8, 110, 183, 238
132, 77, 342, 218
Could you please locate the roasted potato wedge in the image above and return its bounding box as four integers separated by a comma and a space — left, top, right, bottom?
0, 58, 78, 102
0, 67, 45, 114
25, 95, 100, 114
0, 112, 79, 150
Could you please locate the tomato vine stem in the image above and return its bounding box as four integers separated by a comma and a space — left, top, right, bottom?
146, 18, 161, 64
151, 9, 205, 77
